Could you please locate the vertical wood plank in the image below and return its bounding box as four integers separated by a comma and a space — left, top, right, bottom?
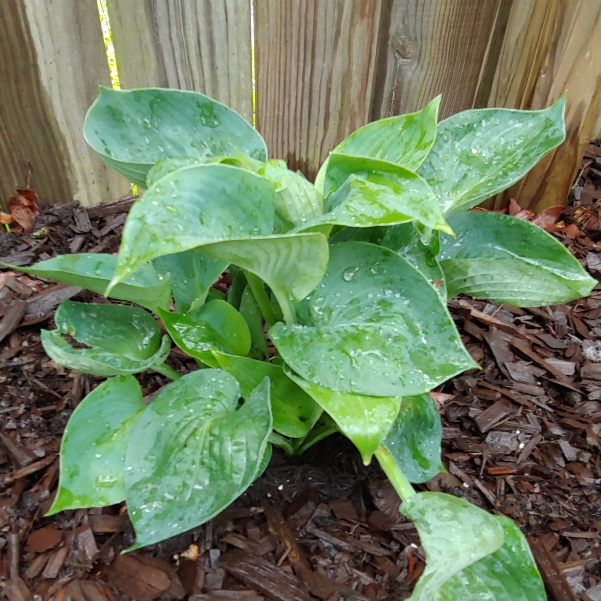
487, 0, 601, 211
107, 0, 253, 123
371, 0, 509, 121
254, 0, 382, 180
0, 0, 128, 208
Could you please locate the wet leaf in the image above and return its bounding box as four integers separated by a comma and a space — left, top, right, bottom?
271, 242, 476, 398
401, 492, 505, 601
305, 154, 451, 234
42, 301, 170, 376
47, 376, 144, 513
2, 254, 171, 313
213, 351, 316, 438
438, 516, 545, 601
239, 285, 268, 358
315, 96, 440, 192
439, 211, 596, 306
108, 164, 275, 288
418, 96, 566, 216
84, 87, 267, 187
152, 249, 226, 313
159, 300, 251, 366
382, 394, 444, 483
125, 370, 271, 548
287, 372, 402, 463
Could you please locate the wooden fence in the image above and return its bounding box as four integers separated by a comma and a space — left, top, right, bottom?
1, 0, 601, 212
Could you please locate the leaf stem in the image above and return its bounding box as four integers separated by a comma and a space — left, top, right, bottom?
375, 444, 416, 502
269, 432, 295, 455
243, 271, 277, 327
153, 363, 182, 380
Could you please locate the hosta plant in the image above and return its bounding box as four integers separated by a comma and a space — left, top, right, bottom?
5, 87, 594, 600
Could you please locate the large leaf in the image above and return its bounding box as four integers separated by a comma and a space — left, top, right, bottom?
42, 301, 170, 376
401, 492, 505, 601
314, 96, 440, 193
439, 211, 596, 306
332, 223, 447, 300
47, 376, 144, 513
152, 249, 226, 313
418, 96, 566, 215
84, 87, 267, 187
382, 394, 444, 483
108, 164, 275, 288
1, 254, 170, 313
438, 516, 545, 601
159, 300, 251, 366
213, 352, 316, 438
306, 154, 451, 234
271, 242, 476, 398
124, 370, 272, 548
287, 372, 402, 463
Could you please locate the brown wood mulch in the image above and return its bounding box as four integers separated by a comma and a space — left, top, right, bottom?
2, 146, 601, 601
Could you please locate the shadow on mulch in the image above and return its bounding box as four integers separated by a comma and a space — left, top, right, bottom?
2, 145, 601, 600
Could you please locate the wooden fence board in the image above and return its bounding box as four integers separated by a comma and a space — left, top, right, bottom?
371, 0, 511, 121
254, 0, 382, 180
107, 0, 253, 123
487, 0, 601, 212
0, 0, 127, 208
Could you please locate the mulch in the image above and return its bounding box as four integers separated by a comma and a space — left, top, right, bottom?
1, 146, 601, 601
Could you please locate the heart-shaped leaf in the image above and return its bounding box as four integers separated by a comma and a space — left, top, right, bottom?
287, 372, 402, 463
382, 394, 444, 483
2, 254, 170, 313
108, 164, 275, 288
401, 492, 505, 601
152, 249, 227, 313
437, 515, 545, 601
332, 223, 446, 300
159, 300, 251, 366
439, 211, 596, 306
47, 376, 144, 513
42, 301, 170, 376
212, 351, 316, 438
84, 87, 267, 187
125, 370, 271, 548
306, 154, 451, 234
314, 96, 440, 193
418, 96, 566, 216
271, 242, 476, 398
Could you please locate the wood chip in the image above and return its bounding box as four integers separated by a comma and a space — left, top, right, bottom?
41, 546, 69, 579
528, 537, 579, 601
25, 527, 62, 554
0, 299, 26, 344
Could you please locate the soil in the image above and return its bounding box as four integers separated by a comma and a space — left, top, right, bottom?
1, 147, 601, 601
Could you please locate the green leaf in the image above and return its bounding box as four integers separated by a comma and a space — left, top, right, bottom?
334, 96, 440, 170
159, 300, 251, 366
332, 223, 447, 300
382, 394, 444, 483
418, 96, 566, 215
286, 372, 402, 464
47, 376, 144, 513
1, 254, 170, 313
270, 242, 476, 398
239, 285, 269, 358
213, 351, 316, 438
84, 87, 267, 187
438, 516, 545, 601
152, 249, 226, 313
42, 301, 171, 376
439, 211, 596, 306
306, 154, 451, 234
108, 164, 275, 288
401, 492, 505, 601
124, 370, 272, 548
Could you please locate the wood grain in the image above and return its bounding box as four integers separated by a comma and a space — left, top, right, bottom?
0, 0, 127, 208
371, 0, 510, 121
254, 0, 382, 180
107, 0, 253, 122
487, 0, 601, 211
